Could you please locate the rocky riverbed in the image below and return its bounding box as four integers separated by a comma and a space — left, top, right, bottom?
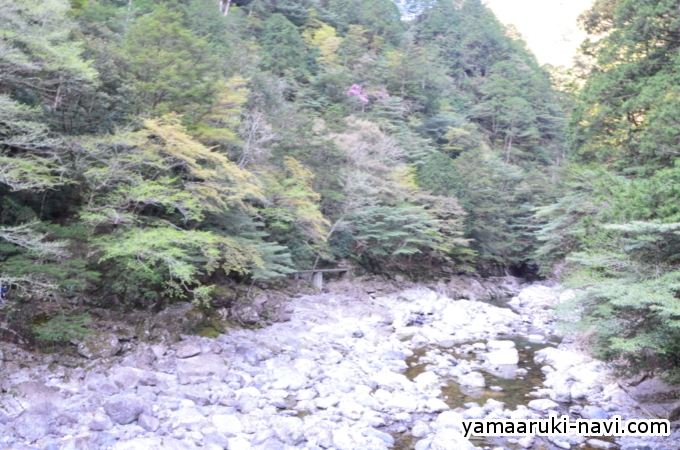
0, 277, 678, 450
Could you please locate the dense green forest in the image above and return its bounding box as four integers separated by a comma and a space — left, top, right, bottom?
0, 0, 565, 305
2, 0, 678, 377
536, 0, 680, 380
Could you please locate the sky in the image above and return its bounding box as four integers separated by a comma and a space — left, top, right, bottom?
484, 0, 595, 67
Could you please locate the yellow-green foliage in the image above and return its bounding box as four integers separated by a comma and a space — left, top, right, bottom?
192, 77, 250, 146
260, 156, 330, 244
303, 20, 342, 67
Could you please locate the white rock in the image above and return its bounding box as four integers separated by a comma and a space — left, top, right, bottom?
411, 421, 430, 438
432, 411, 465, 433
485, 348, 519, 365
424, 398, 450, 413
430, 428, 475, 450
269, 416, 304, 445
370, 370, 414, 392
527, 399, 559, 412
315, 395, 340, 409
332, 427, 356, 450
176, 354, 229, 378
227, 436, 251, 450
462, 406, 485, 419
211, 414, 243, 437
414, 371, 441, 397
534, 347, 588, 372
384, 392, 417, 412
517, 286, 558, 308
486, 340, 516, 350
458, 372, 485, 388
441, 303, 471, 328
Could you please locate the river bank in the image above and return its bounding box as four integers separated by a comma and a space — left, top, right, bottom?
0, 276, 678, 449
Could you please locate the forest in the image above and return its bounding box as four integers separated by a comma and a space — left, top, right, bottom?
1, 0, 679, 379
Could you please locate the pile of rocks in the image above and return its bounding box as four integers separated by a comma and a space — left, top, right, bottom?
0, 277, 677, 450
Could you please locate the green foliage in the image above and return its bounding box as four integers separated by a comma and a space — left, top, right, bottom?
33, 314, 93, 343
1, 0, 568, 312
535, 0, 680, 378
120, 7, 221, 117
258, 13, 310, 75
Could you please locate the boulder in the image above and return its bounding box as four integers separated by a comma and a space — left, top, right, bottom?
517, 285, 558, 308
485, 348, 519, 365
138, 413, 160, 432
77, 332, 121, 359
176, 354, 229, 378
138, 303, 205, 343
581, 406, 609, 420
534, 347, 588, 372
527, 399, 559, 412
211, 414, 243, 437
103, 395, 145, 425
411, 421, 430, 438
431, 428, 475, 450
14, 381, 63, 411
414, 371, 442, 397
231, 303, 261, 326
109, 366, 158, 388
431, 411, 465, 433
175, 343, 201, 359
12, 412, 51, 442
459, 372, 485, 388
89, 410, 113, 431
270, 416, 305, 445
620, 376, 680, 419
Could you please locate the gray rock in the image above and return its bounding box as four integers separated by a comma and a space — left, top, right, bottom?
549, 373, 573, 403
586, 439, 617, 449
13, 413, 51, 442
139, 303, 205, 343
14, 381, 63, 412
109, 366, 158, 389
270, 416, 304, 445
581, 405, 609, 420
235, 345, 260, 366
362, 427, 395, 445
89, 410, 113, 431
176, 343, 201, 359
77, 333, 121, 359
258, 438, 285, 450
104, 395, 145, 425
304, 421, 334, 448
184, 387, 211, 406
224, 373, 246, 389
176, 354, 229, 378
231, 303, 261, 325
138, 413, 160, 432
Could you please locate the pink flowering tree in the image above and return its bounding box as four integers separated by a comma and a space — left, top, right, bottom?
345, 84, 369, 104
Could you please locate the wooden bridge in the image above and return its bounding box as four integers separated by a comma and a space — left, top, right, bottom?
292, 268, 351, 289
